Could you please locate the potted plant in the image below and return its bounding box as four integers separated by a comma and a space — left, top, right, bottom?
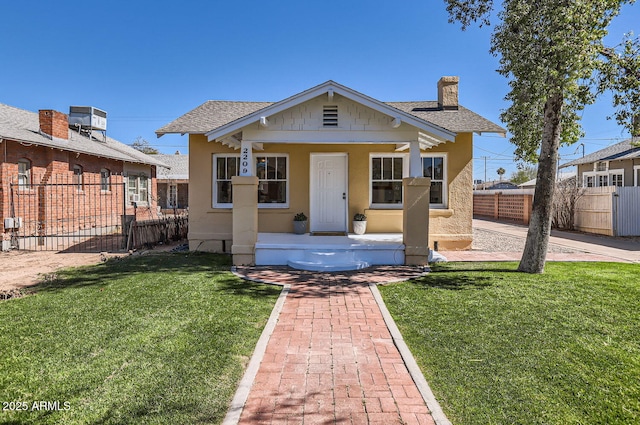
293, 212, 308, 234
353, 212, 367, 235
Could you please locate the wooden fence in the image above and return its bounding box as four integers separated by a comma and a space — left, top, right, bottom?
473, 190, 534, 224
575, 186, 640, 236
126, 215, 188, 250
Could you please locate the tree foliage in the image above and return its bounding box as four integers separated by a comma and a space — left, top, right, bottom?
131, 136, 159, 154
445, 0, 639, 273
510, 165, 537, 185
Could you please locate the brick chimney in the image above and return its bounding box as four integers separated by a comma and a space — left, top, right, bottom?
437, 76, 459, 110
39, 110, 69, 140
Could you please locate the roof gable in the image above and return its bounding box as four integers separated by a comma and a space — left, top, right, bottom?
203, 81, 457, 145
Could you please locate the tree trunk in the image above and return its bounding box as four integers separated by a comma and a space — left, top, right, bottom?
518, 92, 563, 273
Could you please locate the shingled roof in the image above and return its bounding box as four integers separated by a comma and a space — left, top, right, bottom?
156, 83, 504, 138
156, 154, 189, 180
0, 103, 167, 167
560, 139, 640, 168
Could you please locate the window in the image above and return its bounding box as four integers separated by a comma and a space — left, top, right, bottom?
73, 165, 84, 191
213, 154, 289, 207
611, 173, 624, 187
100, 169, 111, 191
168, 184, 177, 208
256, 156, 287, 205
128, 174, 149, 205
214, 155, 240, 206
583, 168, 624, 188
17, 159, 31, 189
635, 166, 640, 187
422, 155, 447, 207
371, 155, 405, 206
598, 174, 609, 187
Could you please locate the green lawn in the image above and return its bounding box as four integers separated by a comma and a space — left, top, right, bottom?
0, 253, 281, 425
379, 262, 640, 425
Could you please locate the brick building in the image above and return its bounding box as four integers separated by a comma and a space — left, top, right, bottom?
0, 103, 166, 250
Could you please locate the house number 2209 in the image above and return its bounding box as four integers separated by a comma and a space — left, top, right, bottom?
241, 147, 249, 175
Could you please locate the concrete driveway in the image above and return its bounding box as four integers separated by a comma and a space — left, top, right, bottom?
442, 218, 640, 263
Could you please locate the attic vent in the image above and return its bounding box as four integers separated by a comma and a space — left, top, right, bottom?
323, 105, 338, 127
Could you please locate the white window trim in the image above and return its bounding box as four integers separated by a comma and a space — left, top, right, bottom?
212, 153, 290, 209
583, 168, 624, 187
100, 168, 111, 192
421, 152, 448, 209
127, 174, 150, 206
634, 165, 640, 187
213, 154, 238, 208
17, 158, 31, 190
369, 153, 407, 209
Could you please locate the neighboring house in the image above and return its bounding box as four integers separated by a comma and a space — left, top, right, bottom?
0, 103, 166, 250
560, 138, 640, 187
156, 153, 189, 211
518, 171, 576, 189
560, 138, 640, 237
157, 78, 504, 266
486, 181, 519, 190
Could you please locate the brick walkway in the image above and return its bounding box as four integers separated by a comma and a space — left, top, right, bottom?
232, 266, 438, 425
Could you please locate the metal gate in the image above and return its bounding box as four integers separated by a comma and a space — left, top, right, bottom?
8, 174, 127, 252
613, 187, 640, 237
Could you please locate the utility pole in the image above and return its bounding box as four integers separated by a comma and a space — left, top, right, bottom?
482, 156, 488, 190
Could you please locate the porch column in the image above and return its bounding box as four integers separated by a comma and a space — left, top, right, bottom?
409, 141, 422, 177
403, 177, 430, 265
231, 175, 258, 266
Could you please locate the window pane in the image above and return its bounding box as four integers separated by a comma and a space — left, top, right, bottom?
372, 158, 381, 180
217, 157, 226, 179
267, 157, 276, 180
227, 157, 238, 179
430, 182, 443, 204
256, 157, 266, 179
422, 157, 433, 178
393, 157, 403, 180
258, 181, 286, 203
276, 157, 287, 179
382, 158, 392, 180
372, 181, 402, 204
217, 181, 232, 203
433, 157, 444, 180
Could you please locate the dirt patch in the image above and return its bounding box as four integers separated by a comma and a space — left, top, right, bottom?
0, 242, 182, 292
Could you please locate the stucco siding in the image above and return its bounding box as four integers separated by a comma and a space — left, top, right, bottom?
188, 132, 473, 252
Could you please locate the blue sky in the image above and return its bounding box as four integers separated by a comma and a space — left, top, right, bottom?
2, 0, 638, 182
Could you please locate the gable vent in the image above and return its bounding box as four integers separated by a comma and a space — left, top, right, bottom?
323, 105, 338, 127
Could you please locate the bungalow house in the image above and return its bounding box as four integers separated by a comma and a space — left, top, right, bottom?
156, 78, 504, 268
156, 153, 189, 212
560, 138, 640, 187
559, 138, 640, 236
0, 103, 166, 251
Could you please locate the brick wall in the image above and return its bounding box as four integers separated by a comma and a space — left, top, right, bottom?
1, 139, 159, 244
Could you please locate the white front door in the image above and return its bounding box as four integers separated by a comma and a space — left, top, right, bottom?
310, 154, 348, 232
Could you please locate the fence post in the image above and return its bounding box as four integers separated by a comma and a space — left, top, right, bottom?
523, 194, 531, 225
493, 192, 500, 220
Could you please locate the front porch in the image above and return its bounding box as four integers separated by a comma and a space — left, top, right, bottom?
255, 232, 405, 271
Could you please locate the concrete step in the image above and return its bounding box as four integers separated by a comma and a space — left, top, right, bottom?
287, 249, 370, 272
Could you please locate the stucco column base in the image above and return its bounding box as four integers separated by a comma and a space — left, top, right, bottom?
403, 177, 431, 266
231, 176, 259, 266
